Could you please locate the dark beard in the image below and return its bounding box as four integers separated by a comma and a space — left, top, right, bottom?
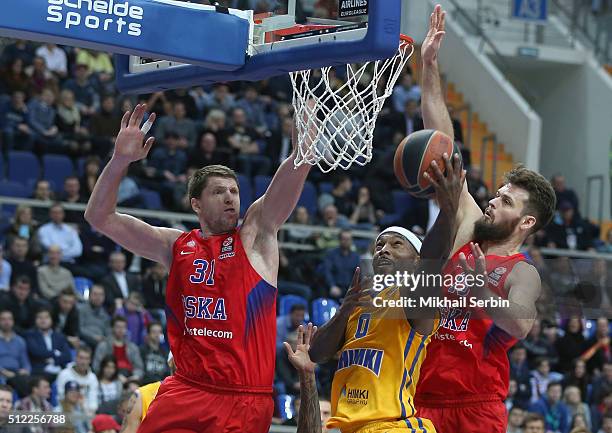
473, 215, 521, 243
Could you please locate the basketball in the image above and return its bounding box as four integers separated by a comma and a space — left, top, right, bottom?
393, 129, 462, 198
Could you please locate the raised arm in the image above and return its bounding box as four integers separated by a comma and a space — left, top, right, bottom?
84, 104, 182, 269
421, 5, 482, 254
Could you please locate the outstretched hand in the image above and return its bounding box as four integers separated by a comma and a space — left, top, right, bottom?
423, 152, 465, 216
284, 323, 318, 374
422, 4, 446, 66
112, 103, 156, 164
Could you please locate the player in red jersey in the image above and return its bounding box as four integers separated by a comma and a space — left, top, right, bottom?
413, 5, 557, 433
85, 105, 314, 432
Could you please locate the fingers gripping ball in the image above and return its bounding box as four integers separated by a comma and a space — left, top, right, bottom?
393, 129, 462, 198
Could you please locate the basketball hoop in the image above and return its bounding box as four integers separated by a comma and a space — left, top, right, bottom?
290, 35, 415, 173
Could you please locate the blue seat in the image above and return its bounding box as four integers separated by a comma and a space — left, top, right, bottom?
43, 155, 74, 191
7, 151, 40, 185
311, 298, 339, 326
76, 157, 87, 177
278, 294, 308, 317
237, 174, 252, 216
318, 182, 333, 195
140, 188, 162, 210
276, 394, 295, 422
74, 277, 93, 299
0, 180, 29, 198
392, 190, 413, 216
297, 181, 317, 216
253, 175, 272, 199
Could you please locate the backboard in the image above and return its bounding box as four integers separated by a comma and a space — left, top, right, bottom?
115, 0, 402, 93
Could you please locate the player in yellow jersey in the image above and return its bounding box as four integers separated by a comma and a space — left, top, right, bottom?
309, 149, 464, 431
120, 352, 175, 433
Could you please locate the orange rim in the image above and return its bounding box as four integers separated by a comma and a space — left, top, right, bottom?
400, 34, 414, 45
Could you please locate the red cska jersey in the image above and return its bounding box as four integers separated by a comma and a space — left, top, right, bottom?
165, 228, 277, 394
416, 242, 528, 403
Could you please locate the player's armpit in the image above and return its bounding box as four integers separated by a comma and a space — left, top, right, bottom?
93, 212, 182, 269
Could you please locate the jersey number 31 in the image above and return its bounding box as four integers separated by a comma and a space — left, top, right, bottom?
189, 259, 216, 285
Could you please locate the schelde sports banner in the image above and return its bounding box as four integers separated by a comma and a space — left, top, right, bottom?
0, 0, 249, 70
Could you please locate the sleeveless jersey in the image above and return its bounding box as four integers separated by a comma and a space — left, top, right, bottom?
139, 381, 161, 421
416, 242, 527, 403
166, 228, 277, 393
328, 286, 439, 432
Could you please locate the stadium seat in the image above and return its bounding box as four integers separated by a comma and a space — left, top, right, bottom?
278, 294, 308, 317
7, 151, 40, 185
140, 188, 162, 210
297, 181, 317, 215
0, 180, 29, 198
74, 277, 93, 299
318, 182, 333, 195
237, 174, 252, 216
311, 298, 339, 326
276, 394, 295, 422
379, 190, 414, 226
43, 155, 74, 191
253, 175, 272, 199
76, 157, 87, 177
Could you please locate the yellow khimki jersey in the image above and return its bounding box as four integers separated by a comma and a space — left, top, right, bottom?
328, 286, 439, 433
139, 381, 161, 421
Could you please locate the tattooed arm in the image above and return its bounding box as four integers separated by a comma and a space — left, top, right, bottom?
120, 391, 143, 433
284, 324, 322, 433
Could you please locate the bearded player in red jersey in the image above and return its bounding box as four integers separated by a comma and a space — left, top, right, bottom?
85, 105, 313, 432
413, 5, 557, 433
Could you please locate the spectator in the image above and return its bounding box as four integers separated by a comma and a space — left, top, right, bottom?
322, 230, 360, 299
467, 166, 489, 211
62, 176, 87, 224
93, 317, 143, 383
100, 252, 141, 312
581, 317, 611, 374
266, 116, 294, 171
529, 382, 570, 433
114, 292, 152, 346
140, 322, 169, 384
141, 262, 167, 324
56, 347, 99, 416
598, 412, 612, 433
564, 359, 590, 404
24, 307, 72, 382
77, 224, 115, 281
275, 329, 300, 396
523, 412, 546, 433
286, 206, 316, 245
79, 156, 102, 199
25, 56, 58, 98
37, 203, 83, 264
524, 320, 554, 365
57, 381, 89, 433
236, 85, 268, 135
187, 132, 233, 170
91, 413, 121, 433
349, 186, 378, 227
277, 249, 313, 300
510, 344, 532, 407
392, 72, 421, 113
14, 376, 53, 419
201, 108, 230, 147
0, 383, 29, 432
507, 405, 525, 433
530, 357, 564, 404
276, 304, 306, 354
570, 413, 589, 431
27, 87, 63, 154
62, 63, 99, 117
203, 83, 235, 114
314, 205, 350, 250
154, 101, 197, 149
318, 175, 353, 218
0, 40, 34, 68
563, 385, 592, 431
228, 107, 271, 177
31, 180, 54, 224
96, 357, 122, 407
56, 89, 90, 156
558, 317, 587, 373
0, 245, 12, 292
35, 44, 67, 79
52, 289, 80, 348
6, 205, 39, 247
0, 309, 30, 398
146, 131, 187, 208
74, 49, 113, 79
1, 58, 29, 95
89, 96, 120, 159
2, 90, 34, 152
6, 237, 38, 292
552, 174, 580, 213
547, 201, 593, 250
37, 245, 75, 301
78, 284, 111, 350
3, 275, 39, 334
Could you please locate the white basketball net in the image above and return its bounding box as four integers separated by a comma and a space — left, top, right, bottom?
290, 37, 415, 173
